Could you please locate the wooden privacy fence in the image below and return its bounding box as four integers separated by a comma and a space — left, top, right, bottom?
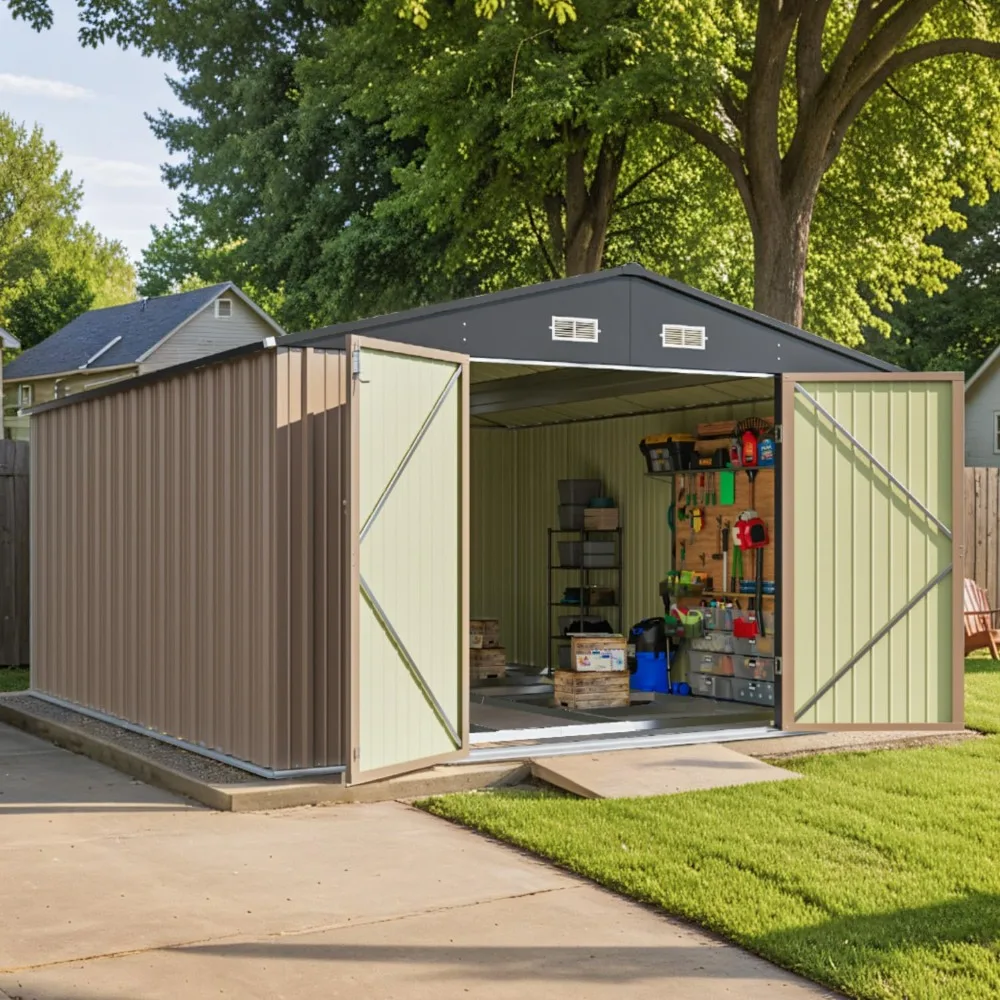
965, 467, 1000, 602
0, 439, 29, 666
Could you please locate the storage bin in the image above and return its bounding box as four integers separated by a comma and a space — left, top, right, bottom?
631, 651, 669, 693
733, 679, 775, 706
689, 632, 735, 654
558, 479, 602, 505
560, 585, 617, 606
691, 674, 734, 700
583, 507, 619, 530
559, 504, 586, 530
558, 541, 583, 567
732, 655, 775, 682
558, 615, 612, 636
732, 634, 776, 657
692, 652, 735, 676
702, 605, 736, 632
583, 540, 616, 568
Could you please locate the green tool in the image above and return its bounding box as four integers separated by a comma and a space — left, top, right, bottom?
719, 470, 736, 506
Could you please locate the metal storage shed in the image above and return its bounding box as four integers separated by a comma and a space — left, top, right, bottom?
27, 266, 964, 783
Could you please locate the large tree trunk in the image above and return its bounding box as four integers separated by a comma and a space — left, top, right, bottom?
751, 201, 814, 327
544, 127, 627, 277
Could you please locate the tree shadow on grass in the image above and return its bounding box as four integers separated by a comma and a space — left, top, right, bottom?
751, 892, 1000, 996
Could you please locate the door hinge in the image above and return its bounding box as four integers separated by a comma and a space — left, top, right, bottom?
352, 346, 369, 384
774, 657, 783, 676
352, 746, 360, 762
773, 424, 782, 444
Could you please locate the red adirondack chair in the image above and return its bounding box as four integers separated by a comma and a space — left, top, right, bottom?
964, 578, 1000, 660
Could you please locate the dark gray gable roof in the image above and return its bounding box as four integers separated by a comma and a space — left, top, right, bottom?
285, 263, 899, 374
3, 283, 233, 380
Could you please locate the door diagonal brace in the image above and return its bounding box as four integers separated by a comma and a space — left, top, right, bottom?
360, 574, 461, 747
793, 383, 952, 539
360, 365, 461, 543
794, 564, 953, 721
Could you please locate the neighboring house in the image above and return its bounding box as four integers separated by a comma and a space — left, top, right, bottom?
2, 284, 283, 441
965, 346, 1000, 466
0, 329, 21, 417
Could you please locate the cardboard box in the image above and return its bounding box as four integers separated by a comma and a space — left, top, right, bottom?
583, 507, 619, 530
470, 618, 500, 649
568, 634, 627, 672
553, 670, 630, 709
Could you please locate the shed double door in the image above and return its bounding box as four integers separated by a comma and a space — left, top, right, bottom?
346, 337, 469, 783
779, 374, 963, 730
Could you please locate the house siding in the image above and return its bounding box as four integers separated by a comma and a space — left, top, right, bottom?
140, 295, 272, 372
965, 381, 999, 467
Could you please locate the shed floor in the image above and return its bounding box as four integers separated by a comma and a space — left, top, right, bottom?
470, 668, 771, 740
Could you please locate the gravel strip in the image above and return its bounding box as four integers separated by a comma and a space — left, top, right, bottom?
0, 693, 258, 784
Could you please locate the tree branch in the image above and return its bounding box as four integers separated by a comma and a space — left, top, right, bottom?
524, 201, 559, 279
650, 104, 752, 220
795, 0, 834, 111
615, 150, 683, 204
829, 36, 1000, 167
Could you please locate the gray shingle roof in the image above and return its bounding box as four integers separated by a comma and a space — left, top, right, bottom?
3, 283, 232, 380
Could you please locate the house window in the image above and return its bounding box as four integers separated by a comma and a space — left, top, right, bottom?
17, 384, 32, 409
215, 298, 233, 319
994, 412, 1000, 454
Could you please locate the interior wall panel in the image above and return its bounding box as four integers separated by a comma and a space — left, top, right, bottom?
470, 397, 773, 668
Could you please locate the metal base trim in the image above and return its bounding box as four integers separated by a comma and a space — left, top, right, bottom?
28, 691, 347, 781
464, 725, 787, 763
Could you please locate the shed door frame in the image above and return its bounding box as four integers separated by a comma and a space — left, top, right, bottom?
345, 335, 470, 785
779, 372, 964, 731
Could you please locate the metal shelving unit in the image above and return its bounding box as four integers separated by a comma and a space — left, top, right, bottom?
547, 526, 623, 674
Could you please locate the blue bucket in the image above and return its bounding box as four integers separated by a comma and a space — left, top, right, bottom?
631, 651, 670, 694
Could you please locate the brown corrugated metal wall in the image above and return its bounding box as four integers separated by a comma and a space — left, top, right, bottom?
31, 347, 348, 771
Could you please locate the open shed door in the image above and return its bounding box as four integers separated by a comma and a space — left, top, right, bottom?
780, 374, 963, 730
346, 336, 469, 783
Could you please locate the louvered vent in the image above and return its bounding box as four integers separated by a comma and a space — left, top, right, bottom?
661, 324, 707, 350
551, 316, 600, 343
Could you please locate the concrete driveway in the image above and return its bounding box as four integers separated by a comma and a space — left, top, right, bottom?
0, 723, 836, 1000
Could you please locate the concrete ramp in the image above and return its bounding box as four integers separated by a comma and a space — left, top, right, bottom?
531, 743, 799, 799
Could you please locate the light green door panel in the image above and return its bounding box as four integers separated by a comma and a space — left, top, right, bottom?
355, 345, 466, 779
786, 377, 958, 727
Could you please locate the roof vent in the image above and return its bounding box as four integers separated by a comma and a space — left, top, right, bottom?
551, 316, 599, 343
661, 324, 707, 350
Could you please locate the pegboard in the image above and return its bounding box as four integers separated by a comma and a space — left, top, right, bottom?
672, 466, 775, 599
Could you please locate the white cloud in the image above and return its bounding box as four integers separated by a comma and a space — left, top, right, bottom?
65, 155, 163, 189
0, 73, 93, 100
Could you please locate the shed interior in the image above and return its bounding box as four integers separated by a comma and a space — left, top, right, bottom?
465, 360, 780, 746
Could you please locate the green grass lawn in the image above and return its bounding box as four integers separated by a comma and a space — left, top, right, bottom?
0, 667, 28, 693
424, 659, 1000, 1000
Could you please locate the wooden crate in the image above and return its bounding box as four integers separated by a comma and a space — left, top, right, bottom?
470, 618, 500, 649
568, 635, 627, 672
583, 507, 619, 530
553, 670, 630, 709
470, 647, 506, 680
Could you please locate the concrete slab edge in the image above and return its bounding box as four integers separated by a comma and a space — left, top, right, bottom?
0, 698, 529, 811
0, 698, 233, 810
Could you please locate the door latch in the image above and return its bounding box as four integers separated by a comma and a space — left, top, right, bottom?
352, 346, 369, 384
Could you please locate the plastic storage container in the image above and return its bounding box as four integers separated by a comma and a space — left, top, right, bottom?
691, 674, 734, 700
558, 541, 583, 567
689, 631, 735, 654
631, 651, 669, 693
558, 479, 602, 505
732, 655, 775, 682
692, 651, 735, 676
733, 679, 775, 706
583, 541, 616, 568
733, 634, 776, 657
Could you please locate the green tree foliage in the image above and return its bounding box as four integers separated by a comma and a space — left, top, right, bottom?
19, 0, 1000, 345
863, 194, 1000, 374
0, 114, 135, 350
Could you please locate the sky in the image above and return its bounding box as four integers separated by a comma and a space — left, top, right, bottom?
0, 0, 183, 263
